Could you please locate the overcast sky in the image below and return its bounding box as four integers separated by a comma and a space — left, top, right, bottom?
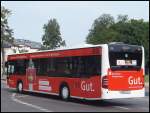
1, 1, 149, 47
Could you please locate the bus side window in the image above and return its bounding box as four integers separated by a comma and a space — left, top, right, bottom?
9, 65, 15, 74
15, 59, 28, 75
33, 58, 48, 76
7, 61, 15, 75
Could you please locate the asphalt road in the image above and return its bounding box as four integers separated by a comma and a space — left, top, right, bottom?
1, 80, 149, 112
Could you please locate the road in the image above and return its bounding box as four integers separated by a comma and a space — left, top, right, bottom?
1, 80, 149, 112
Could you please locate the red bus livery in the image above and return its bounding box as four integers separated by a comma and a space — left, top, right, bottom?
6, 43, 145, 100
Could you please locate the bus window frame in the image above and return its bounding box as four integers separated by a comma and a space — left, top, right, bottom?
108, 44, 143, 71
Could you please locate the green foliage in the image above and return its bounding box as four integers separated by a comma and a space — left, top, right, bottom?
1, 6, 14, 75
12, 49, 17, 53
42, 18, 66, 50
86, 14, 149, 71
117, 14, 128, 23
86, 14, 115, 44
145, 75, 149, 83
1, 6, 14, 46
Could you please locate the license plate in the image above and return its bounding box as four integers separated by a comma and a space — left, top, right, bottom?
120, 91, 131, 94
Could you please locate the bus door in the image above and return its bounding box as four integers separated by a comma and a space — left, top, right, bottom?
26, 59, 36, 91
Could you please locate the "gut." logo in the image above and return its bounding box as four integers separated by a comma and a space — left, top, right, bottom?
81, 81, 95, 92
128, 76, 143, 85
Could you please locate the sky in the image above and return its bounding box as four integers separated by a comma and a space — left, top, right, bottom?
1, 1, 149, 47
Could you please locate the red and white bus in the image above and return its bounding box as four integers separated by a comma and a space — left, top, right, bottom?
6, 43, 145, 100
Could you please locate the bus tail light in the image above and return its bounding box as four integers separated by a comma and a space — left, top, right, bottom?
102, 76, 108, 89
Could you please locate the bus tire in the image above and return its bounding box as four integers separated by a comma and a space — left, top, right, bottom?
17, 81, 23, 93
60, 85, 70, 101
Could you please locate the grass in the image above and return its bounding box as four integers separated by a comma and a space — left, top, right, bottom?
145, 75, 149, 83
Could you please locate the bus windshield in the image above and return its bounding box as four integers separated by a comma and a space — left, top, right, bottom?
108, 44, 142, 71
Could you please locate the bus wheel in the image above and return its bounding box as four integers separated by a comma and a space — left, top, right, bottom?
17, 82, 23, 93
60, 85, 70, 101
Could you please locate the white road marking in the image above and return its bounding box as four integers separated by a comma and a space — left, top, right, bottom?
11, 93, 52, 112
114, 106, 129, 110
17, 95, 29, 98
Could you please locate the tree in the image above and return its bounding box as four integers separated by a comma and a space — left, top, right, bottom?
86, 14, 115, 44
1, 6, 14, 75
42, 18, 66, 50
86, 14, 149, 74
117, 14, 128, 23
112, 19, 149, 70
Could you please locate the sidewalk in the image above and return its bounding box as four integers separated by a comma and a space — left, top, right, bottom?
1, 75, 7, 81
145, 82, 149, 87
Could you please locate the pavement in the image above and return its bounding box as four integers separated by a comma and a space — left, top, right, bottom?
145, 82, 149, 87
1, 80, 149, 112
1, 75, 6, 81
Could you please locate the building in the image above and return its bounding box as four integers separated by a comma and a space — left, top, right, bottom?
1, 39, 42, 75
1, 39, 42, 61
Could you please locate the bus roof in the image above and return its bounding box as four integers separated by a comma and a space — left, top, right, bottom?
8, 43, 143, 56
8, 44, 106, 56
